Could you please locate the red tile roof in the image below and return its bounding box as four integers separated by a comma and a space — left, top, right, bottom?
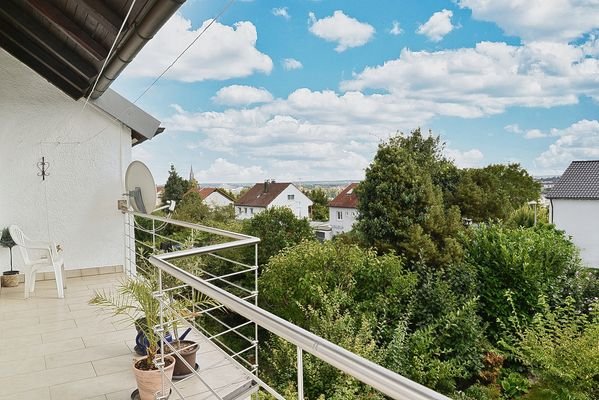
196, 187, 234, 201
235, 182, 292, 207
328, 183, 359, 208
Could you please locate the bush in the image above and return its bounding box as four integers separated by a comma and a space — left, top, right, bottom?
500, 295, 599, 400
465, 224, 587, 340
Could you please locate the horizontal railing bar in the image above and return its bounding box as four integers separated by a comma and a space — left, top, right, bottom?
198, 269, 254, 295
161, 238, 260, 261
150, 255, 450, 400
206, 252, 256, 269
203, 267, 257, 283
131, 211, 260, 241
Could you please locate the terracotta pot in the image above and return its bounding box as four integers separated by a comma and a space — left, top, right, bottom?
133, 355, 175, 400
169, 340, 199, 377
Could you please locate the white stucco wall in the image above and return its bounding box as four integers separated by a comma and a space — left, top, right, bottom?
268, 185, 313, 219
204, 192, 233, 208
0, 49, 131, 272
551, 199, 599, 268
236, 206, 265, 220
329, 207, 358, 236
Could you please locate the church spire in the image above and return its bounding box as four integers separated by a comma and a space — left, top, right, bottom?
189, 164, 195, 182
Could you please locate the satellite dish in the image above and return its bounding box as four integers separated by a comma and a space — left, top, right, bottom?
125, 161, 157, 214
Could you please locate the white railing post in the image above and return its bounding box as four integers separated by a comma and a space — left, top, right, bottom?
297, 346, 304, 400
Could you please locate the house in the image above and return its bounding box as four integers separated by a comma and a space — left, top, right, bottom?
0, 0, 183, 274
329, 183, 359, 236
235, 180, 313, 220
546, 160, 599, 268
198, 187, 234, 208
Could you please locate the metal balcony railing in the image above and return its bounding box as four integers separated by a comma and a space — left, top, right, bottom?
125, 211, 449, 400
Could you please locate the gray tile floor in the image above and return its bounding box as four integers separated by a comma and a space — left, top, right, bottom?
0, 274, 256, 400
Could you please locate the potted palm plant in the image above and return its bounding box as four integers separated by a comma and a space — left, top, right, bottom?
1, 227, 19, 287
90, 275, 175, 400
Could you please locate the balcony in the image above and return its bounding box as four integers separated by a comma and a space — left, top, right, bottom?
0, 212, 447, 400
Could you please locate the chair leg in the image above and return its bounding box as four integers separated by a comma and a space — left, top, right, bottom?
62, 263, 67, 289
24, 269, 32, 299
30, 272, 37, 293
54, 263, 65, 299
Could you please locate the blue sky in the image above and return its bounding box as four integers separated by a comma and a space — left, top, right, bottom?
113, 0, 599, 184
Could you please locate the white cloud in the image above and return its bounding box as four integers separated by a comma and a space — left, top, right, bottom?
389, 21, 403, 36
282, 58, 303, 70
536, 120, 599, 173
123, 13, 272, 82
213, 85, 273, 106
504, 124, 522, 134
445, 148, 484, 168
272, 7, 290, 20
459, 0, 599, 42
196, 158, 266, 183
342, 41, 599, 117
416, 9, 454, 42
308, 10, 375, 52
504, 124, 564, 139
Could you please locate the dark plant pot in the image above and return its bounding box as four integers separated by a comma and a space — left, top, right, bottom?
1, 271, 20, 287
165, 340, 199, 377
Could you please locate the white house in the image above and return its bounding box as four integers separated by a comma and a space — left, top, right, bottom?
329, 183, 359, 236
235, 181, 313, 220
0, 0, 183, 275
198, 187, 234, 208
547, 160, 599, 268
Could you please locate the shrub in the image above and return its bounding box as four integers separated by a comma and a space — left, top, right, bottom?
500, 294, 599, 400
465, 224, 587, 340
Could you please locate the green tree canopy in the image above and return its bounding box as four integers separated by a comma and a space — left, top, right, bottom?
173, 190, 210, 224
304, 188, 329, 221
163, 164, 190, 205
356, 128, 464, 266
242, 207, 315, 265
450, 164, 541, 222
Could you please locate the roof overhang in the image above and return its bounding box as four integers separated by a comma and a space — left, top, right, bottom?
0, 0, 185, 100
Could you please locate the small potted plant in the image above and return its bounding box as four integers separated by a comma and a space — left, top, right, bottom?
1, 227, 19, 287
90, 275, 176, 400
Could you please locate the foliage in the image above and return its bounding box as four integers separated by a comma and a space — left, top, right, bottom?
450, 164, 541, 222
356, 129, 464, 266
260, 240, 417, 327
465, 223, 590, 340
499, 372, 529, 399
263, 289, 385, 400
163, 164, 190, 205
506, 204, 549, 228
500, 294, 599, 400
0, 227, 16, 248
173, 190, 210, 224
90, 275, 162, 369
304, 188, 329, 221
242, 207, 315, 266
260, 240, 486, 395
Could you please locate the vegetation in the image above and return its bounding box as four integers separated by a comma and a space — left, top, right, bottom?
162, 164, 190, 205
356, 129, 464, 266
304, 188, 329, 221
146, 141, 599, 399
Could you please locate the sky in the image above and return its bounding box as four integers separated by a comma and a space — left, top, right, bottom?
112, 0, 599, 184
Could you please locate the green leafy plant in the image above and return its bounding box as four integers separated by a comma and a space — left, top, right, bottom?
500, 294, 599, 400
90, 275, 165, 370
0, 227, 18, 273
500, 372, 529, 399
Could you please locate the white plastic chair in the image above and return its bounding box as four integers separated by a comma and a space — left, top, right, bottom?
8, 225, 66, 299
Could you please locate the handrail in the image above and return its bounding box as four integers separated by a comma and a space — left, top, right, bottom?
150, 254, 450, 400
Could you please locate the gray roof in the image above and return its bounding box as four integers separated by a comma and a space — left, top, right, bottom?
546, 161, 599, 199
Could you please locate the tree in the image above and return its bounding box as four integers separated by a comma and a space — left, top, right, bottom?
356, 129, 464, 266
173, 190, 210, 224
162, 164, 190, 205
451, 164, 541, 222
304, 188, 329, 221
242, 207, 314, 266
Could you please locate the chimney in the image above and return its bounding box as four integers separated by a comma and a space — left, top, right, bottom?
264, 179, 269, 193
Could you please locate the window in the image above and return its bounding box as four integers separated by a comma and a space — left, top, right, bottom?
244, 207, 247, 214
250, 208, 254, 214
238, 207, 241, 213
337, 211, 343, 220
288, 194, 295, 200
